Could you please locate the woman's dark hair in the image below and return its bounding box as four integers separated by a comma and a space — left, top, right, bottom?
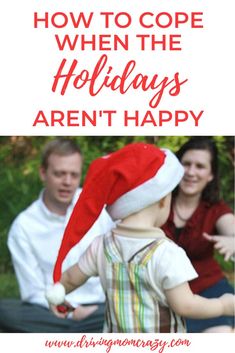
175, 137, 220, 204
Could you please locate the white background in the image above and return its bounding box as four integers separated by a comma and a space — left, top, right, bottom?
0, 0, 234, 135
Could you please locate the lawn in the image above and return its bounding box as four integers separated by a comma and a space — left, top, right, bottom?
0, 273, 20, 299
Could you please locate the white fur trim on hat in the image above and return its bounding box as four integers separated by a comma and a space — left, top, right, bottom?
45, 282, 66, 305
107, 149, 184, 220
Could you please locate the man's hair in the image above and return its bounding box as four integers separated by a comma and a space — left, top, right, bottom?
41, 138, 82, 169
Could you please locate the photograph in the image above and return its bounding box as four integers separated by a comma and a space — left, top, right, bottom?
0, 136, 234, 335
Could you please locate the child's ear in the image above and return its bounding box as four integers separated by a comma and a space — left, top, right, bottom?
159, 197, 166, 208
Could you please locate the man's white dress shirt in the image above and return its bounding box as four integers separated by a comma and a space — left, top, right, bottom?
8, 188, 114, 308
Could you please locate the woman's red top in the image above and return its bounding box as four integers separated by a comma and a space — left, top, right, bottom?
162, 200, 232, 293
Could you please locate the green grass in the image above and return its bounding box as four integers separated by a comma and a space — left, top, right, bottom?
0, 273, 20, 299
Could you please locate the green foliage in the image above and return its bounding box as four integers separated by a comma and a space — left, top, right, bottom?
214, 136, 234, 207
0, 136, 234, 288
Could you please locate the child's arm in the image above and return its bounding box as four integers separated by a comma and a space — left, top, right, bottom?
60, 263, 88, 293
46, 236, 101, 319
45, 264, 89, 309
46, 265, 98, 320
165, 282, 235, 319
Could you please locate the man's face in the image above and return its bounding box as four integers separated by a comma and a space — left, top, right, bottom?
39, 152, 82, 212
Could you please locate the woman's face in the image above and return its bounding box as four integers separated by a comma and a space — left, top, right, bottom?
179, 149, 214, 197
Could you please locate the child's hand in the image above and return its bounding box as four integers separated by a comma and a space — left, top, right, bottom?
48, 301, 74, 319
220, 293, 235, 316
72, 305, 98, 321
49, 303, 68, 319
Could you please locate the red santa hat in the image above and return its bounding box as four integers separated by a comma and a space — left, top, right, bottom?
53, 142, 184, 283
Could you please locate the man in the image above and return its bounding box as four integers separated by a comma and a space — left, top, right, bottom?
0, 138, 114, 332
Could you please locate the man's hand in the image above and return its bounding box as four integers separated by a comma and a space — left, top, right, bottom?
203, 232, 235, 261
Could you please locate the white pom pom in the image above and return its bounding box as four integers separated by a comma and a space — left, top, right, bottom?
45, 282, 66, 305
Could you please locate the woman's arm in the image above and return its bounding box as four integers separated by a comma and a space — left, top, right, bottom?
216, 213, 235, 236
165, 282, 235, 319
203, 213, 235, 261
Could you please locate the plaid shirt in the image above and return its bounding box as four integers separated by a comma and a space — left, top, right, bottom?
103, 233, 186, 333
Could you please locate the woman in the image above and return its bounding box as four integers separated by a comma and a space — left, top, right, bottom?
162, 137, 235, 333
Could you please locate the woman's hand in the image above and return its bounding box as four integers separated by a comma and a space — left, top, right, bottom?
203, 232, 235, 261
